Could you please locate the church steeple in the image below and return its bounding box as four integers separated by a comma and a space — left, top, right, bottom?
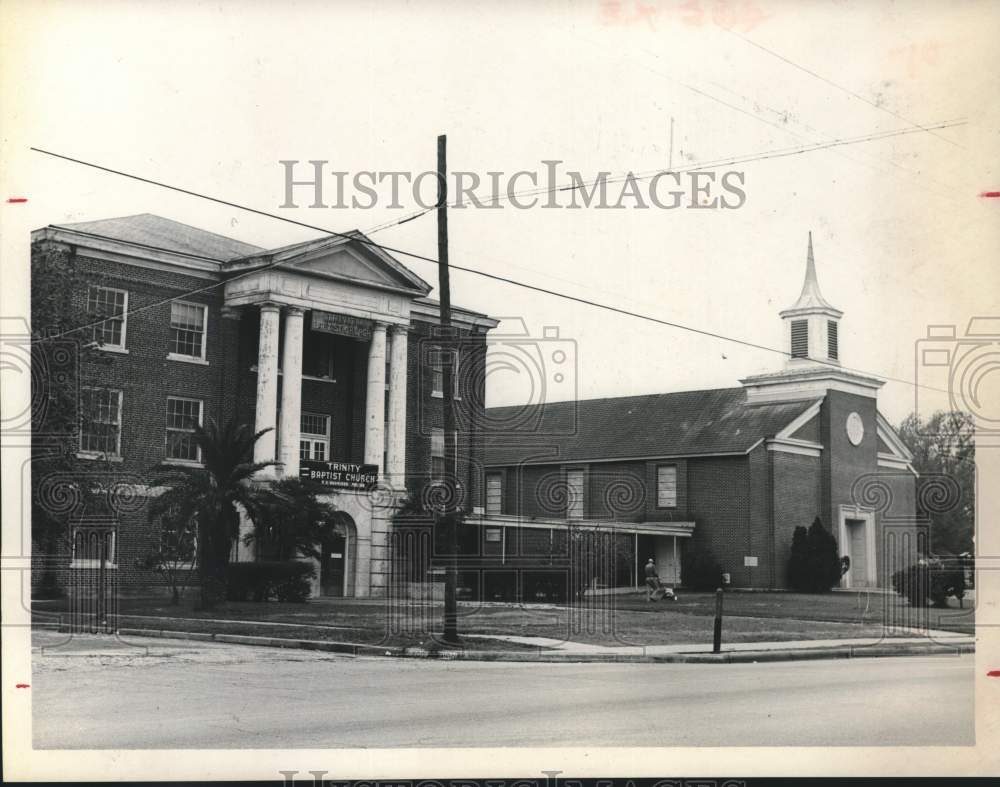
779, 233, 843, 368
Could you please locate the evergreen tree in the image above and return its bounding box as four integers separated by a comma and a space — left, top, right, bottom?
787, 525, 809, 591
787, 517, 841, 592
805, 516, 841, 592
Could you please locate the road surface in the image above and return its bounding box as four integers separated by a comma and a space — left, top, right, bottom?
30, 631, 973, 748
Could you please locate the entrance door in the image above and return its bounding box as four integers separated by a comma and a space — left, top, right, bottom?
846, 519, 868, 588
321, 533, 347, 596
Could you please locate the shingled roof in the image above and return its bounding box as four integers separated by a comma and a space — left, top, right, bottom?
53, 214, 265, 261
484, 387, 818, 466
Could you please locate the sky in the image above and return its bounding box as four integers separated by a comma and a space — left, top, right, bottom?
2, 0, 999, 427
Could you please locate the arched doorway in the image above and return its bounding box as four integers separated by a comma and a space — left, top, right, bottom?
319, 512, 357, 597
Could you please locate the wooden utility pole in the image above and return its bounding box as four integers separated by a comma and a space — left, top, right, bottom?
436, 133, 459, 644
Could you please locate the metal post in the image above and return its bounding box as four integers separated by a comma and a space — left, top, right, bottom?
634, 533, 638, 587
712, 587, 724, 654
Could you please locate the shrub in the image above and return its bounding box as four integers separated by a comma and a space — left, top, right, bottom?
787, 526, 809, 591
788, 517, 842, 592
225, 560, 315, 603
681, 543, 724, 591
891, 559, 966, 608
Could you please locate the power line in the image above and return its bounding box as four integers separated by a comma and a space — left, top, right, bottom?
486, 120, 965, 203
29, 145, 951, 395
721, 26, 963, 149
358, 118, 965, 215
573, 31, 966, 206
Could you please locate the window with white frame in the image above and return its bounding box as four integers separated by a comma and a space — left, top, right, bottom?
169, 301, 207, 360
299, 412, 331, 461
430, 345, 459, 398
485, 472, 503, 515
566, 468, 584, 519
657, 465, 677, 508
165, 397, 203, 462
430, 427, 456, 479
87, 285, 128, 350
79, 388, 122, 456
71, 524, 117, 567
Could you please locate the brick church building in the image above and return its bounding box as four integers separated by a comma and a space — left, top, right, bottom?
475, 235, 922, 594
31, 215, 921, 602
31, 214, 497, 599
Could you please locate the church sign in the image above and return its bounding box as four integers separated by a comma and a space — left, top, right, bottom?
299, 460, 379, 490
310, 310, 373, 341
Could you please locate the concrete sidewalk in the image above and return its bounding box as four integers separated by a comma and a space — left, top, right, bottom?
471, 628, 973, 656
31, 620, 974, 664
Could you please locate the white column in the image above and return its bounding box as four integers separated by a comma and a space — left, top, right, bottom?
278, 306, 305, 478
364, 322, 388, 468
386, 325, 408, 488
253, 302, 281, 476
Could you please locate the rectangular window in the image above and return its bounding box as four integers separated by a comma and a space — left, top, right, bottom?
486, 472, 503, 515
657, 465, 678, 508
71, 525, 117, 567
160, 515, 197, 564
80, 388, 122, 456
485, 528, 502, 543
430, 345, 459, 398
299, 412, 331, 462
790, 319, 808, 359
165, 397, 203, 462
431, 428, 445, 478
302, 333, 336, 379
169, 301, 207, 360
566, 468, 584, 519
87, 286, 128, 349
430, 428, 457, 479
827, 320, 839, 361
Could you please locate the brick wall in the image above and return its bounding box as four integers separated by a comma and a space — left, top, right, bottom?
686, 455, 752, 586
771, 449, 823, 587
59, 248, 229, 590
405, 319, 489, 511
31, 240, 493, 596
874, 467, 924, 584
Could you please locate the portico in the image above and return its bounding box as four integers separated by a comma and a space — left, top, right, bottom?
222, 232, 432, 596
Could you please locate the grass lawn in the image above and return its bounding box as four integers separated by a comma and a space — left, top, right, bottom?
32, 587, 974, 649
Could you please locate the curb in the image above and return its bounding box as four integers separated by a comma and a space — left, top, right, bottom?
31, 622, 974, 664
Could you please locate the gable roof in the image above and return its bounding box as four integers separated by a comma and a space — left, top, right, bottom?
53, 214, 265, 261
485, 387, 818, 466
44, 214, 434, 297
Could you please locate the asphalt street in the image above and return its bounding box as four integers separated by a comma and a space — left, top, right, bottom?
30, 631, 973, 748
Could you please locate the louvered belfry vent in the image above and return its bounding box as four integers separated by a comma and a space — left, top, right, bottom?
828, 320, 839, 360
790, 320, 808, 358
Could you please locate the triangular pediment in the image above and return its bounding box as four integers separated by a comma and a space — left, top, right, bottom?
290, 246, 421, 291
226, 232, 432, 296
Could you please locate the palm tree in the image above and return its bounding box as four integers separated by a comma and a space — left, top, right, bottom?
245, 478, 337, 562
149, 419, 276, 609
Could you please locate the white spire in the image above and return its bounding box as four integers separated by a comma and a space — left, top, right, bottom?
780, 232, 842, 318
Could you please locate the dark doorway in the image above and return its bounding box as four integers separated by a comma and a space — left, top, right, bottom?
320, 532, 347, 596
